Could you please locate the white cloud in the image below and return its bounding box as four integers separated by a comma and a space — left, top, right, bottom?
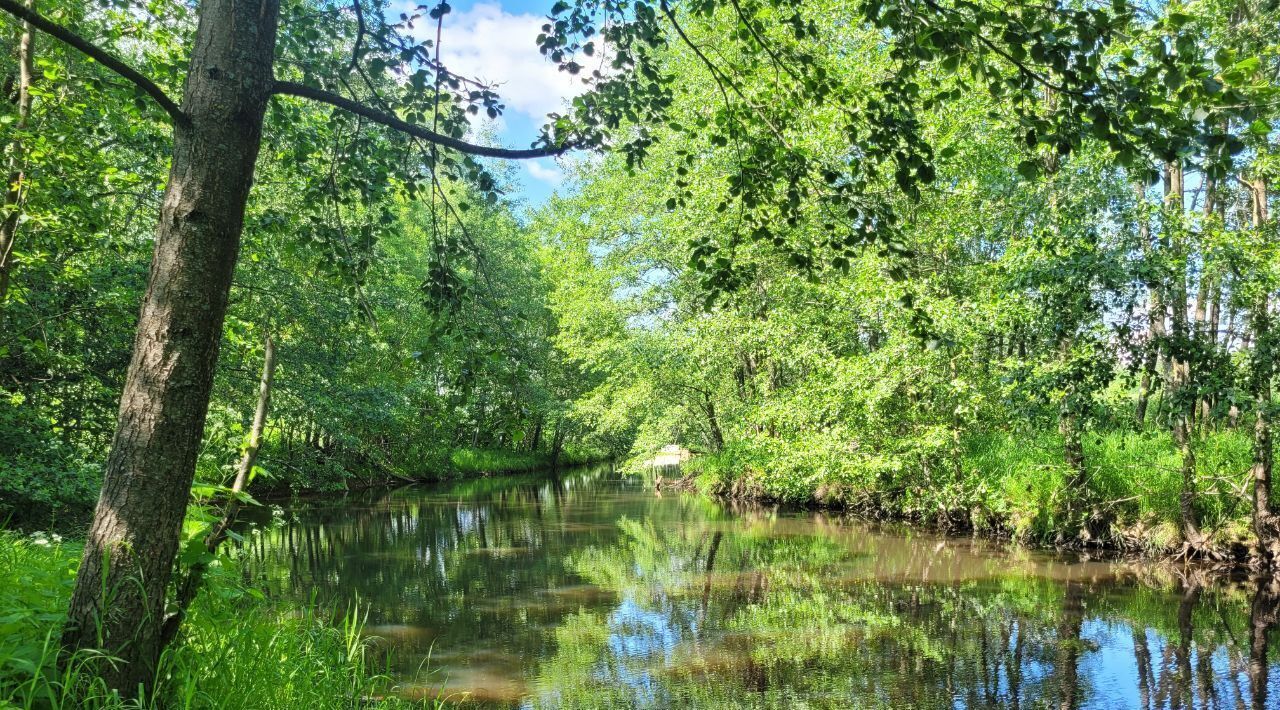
526, 159, 564, 185
423, 2, 590, 124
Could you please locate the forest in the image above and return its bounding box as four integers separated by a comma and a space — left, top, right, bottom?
1, 0, 1279, 707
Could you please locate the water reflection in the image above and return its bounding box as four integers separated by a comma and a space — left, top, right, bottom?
236, 467, 1280, 708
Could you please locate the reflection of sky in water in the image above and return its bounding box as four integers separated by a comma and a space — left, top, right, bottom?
1079, 619, 1140, 708
585, 595, 691, 706
606, 596, 684, 662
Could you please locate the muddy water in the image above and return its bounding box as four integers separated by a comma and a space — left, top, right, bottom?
237, 466, 1280, 708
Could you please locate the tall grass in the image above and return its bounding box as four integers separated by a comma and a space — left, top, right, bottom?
0, 531, 443, 709
963, 428, 1252, 541
449, 446, 603, 476
688, 427, 1254, 550
449, 447, 550, 475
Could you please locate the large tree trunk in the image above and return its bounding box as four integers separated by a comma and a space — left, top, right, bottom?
60, 0, 280, 695
0, 0, 34, 309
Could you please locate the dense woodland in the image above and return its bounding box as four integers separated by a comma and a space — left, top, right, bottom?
1, 0, 1279, 705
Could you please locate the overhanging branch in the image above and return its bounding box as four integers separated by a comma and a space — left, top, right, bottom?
0, 0, 187, 125
272, 81, 573, 159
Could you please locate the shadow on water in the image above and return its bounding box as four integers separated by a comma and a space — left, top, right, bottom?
233, 465, 1280, 708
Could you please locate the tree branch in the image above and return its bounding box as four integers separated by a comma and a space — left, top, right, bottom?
0, 0, 186, 125
272, 81, 572, 159
658, 0, 789, 146
348, 0, 366, 72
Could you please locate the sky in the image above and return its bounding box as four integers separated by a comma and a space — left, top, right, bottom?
391, 0, 593, 205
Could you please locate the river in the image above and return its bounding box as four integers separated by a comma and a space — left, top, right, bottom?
236, 465, 1280, 708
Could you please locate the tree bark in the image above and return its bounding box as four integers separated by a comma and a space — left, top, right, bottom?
1058, 334, 1088, 534
1248, 175, 1278, 565
1134, 183, 1164, 429
703, 393, 725, 453
529, 419, 542, 452
1193, 182, 1216, 428
0, 0, 34, 309
1205, 276, 1222, 425
550, 424, 566, 470
1164, 161, 1203, 549
60, 0, 281, 695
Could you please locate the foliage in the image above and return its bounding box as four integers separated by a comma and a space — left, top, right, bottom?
530, 0, 1280, 553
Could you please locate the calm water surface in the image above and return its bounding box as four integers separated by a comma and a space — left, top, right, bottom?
237, 466, 1280, 709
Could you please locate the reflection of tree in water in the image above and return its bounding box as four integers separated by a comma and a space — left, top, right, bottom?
234, 476, 1280, 708
538, 516, 1280, 710
233, 467, 735, 686
1249, 578, 1279, 710
235, 470, 630, 666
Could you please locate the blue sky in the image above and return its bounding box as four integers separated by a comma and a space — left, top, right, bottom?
393, 0, 590, 205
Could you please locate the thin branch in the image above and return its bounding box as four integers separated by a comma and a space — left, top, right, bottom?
727, 0, 801, 86
658, 0, 789, 146
273, 81, 571, 159
0, 0, 186, 125
348, 0, 366, 72
918, 0, 1084, 98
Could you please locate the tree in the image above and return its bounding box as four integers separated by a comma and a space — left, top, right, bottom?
0, 0, 32, 307
0, 0, 565, 694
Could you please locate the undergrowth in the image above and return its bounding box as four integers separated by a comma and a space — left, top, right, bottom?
0, 531, 445, 709
684, 427, 1253, 551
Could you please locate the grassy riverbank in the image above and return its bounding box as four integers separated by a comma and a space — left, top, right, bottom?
683, 428, 1255, 556
0, 531, 440, 709
449, 447, 603, 476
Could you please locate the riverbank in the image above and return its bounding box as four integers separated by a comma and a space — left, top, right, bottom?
0, 531, 440, 709
676, 428, 1257, 561
258, 445, 609, 492
2, 444, 609, 533
0, 461, 612, 708
6, 469, 1277, 707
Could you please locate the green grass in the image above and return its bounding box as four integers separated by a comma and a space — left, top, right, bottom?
449, 447, 551, 475
0, 531, 444, 709
962, 428, 1252, 541
448, 446, 605, 476
687, 426, 1255, 551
